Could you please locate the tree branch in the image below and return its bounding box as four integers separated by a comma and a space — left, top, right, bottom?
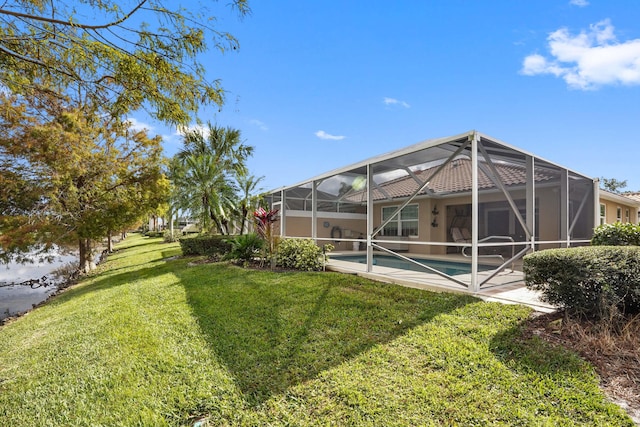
0, 1, 148, 30
0, 43, 75, 78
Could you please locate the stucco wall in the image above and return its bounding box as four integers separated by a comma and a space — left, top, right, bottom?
373, 198, 439, 255
277, 184, 621, 254
600, 199, 639, 224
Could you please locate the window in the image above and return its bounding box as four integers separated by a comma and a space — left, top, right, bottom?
616, 207, 622, 222
625, 208, 630, 223
381, 205, 418, 237
599, 204, 606, 225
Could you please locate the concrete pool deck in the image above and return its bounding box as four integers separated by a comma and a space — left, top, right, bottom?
326, 252, 555, 313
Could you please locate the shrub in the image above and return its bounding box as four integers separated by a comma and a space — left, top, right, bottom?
163, 231, 179, 243
591, 222, 640, 246
145, 231, 164, 238
225, 233, 264, 264
179, 235, 232, 257
524, 246, 640, 321
275, 238, 332, 271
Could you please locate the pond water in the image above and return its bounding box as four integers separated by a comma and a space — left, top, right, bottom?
0, 250, 78, 320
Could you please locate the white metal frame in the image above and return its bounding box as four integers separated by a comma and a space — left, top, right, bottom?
269, 130, 597, 293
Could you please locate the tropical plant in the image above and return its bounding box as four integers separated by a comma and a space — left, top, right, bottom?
170, 124, 254, 235
225, 233, 264, 265
254, 207, 280, 267
237, 175, 264, 234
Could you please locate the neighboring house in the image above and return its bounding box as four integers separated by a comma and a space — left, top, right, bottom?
598, 190, 640, 226
620, 191, 640, 223
265, 131, 629, 292
148, 215, 165, 232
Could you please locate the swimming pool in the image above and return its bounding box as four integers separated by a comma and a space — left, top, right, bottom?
332, 255, 494, 276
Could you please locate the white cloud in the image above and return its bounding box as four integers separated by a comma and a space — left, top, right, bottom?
249, 119, 268, 131
315, 130, 345, 141
177, 124, 209, 138
569, 0, 589, 7
383, 97, 411, 108
521, 19, 640, 89
125, 117, 154, 132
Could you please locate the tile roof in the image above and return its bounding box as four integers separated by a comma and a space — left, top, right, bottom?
622, 191, 640, 203
351, 158, 557, 201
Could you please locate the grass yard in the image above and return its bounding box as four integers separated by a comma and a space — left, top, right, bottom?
0, 234, 634, 426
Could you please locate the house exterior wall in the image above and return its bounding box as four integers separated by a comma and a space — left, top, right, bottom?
369, 187, 565, 255
279, 183, 599, 254
279, 214, 368, 251
373, 198, 435, 254
599, 198, 639, 225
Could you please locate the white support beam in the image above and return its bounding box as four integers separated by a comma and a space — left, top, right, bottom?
367, 164, 374, 273
569, 183, 591, 236
311, 181, 318, 242
526, 155, 535, 252
372, 180, 393, 201
560, 169, 569, 247
471, 132, 479, 293
477, 143, 531, 239
280, 189, 286, 237
372, 141, 470, 238
594, 179, 601, 230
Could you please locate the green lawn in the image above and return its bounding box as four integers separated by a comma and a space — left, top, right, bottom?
0, 234, 633, 426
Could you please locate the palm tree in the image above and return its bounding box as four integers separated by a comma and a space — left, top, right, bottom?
236, 174, 264, 234
177, 124, 253, 176
170, 123, 252, 235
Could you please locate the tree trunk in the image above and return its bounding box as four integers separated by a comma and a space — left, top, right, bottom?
78, 238, 86, 272
78, 238, 96, 273
221, 218, 229, 235
169, 211, 174, 239
240, 206, 248, 235
107, 230, 113, 253
211, 213, 223, 235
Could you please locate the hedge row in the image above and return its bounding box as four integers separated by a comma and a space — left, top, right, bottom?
524, 246, 640, 320
591, 222, 640, 246
179, 235, 232, 257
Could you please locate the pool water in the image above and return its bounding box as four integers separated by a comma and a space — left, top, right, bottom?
332, 255, 494, 276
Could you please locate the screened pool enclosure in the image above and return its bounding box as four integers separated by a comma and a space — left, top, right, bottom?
266, 131, 597, 292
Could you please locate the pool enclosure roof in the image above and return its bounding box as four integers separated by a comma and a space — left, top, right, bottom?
271, 130, 593, 195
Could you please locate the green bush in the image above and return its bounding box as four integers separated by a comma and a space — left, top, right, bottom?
275, 238, 332, 271
145, 231, 164, 238
524, 246, 640, 320
163, 230, 179, 243
225, 233, 264, 264
179, 235, 232, 257
591, 222, 640, 246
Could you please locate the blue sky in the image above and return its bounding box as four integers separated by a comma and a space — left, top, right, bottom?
131, 0, 640, 193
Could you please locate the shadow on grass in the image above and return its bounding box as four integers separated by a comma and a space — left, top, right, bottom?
487, 319, 636, 425
175, 263, 476, 406
489, 319, 591, 375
